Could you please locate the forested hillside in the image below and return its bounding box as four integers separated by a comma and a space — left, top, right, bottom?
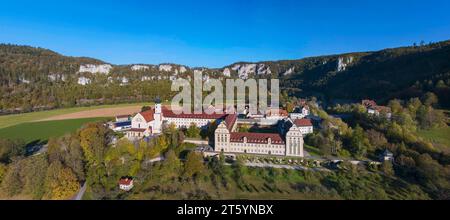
1, 40, 449, 114
280, 41, 450, 105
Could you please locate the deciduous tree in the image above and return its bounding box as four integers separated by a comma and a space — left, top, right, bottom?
0, 159, 24, 196
183, 152, 205, 179
44, 161, 80, 200
21, 155, 48, 199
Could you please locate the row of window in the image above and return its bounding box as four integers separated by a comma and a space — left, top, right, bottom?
217, 134, 228, 143
127, 132, 142, 137
287, 137, 302, 155
166, 118, 211, 128
230, 143, 284, 149
223, 148, 284, 155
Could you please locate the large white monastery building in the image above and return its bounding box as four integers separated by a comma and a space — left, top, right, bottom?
214, 114, 305, 157
126, 101, 225, 139
125, 101, 305, 157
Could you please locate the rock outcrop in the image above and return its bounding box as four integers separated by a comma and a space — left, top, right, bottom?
79, 64, 112, 74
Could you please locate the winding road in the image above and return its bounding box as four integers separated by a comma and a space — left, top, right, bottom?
74, 183, 87, 200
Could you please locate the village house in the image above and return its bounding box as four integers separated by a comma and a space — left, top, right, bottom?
362, 99, 392, 118
380, 149, 394, 162
118, 177, 134, 191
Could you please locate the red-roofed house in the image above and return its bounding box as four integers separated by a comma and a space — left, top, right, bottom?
362, 100, 392, 118
119, 177, 134, 191
294, 118, 314, 135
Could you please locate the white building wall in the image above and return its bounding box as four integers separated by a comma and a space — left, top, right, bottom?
131, 114, 150, 130
286, 126, 304, 157
215, 123, 230, 152
130, 113, 157, 136
214, 121, 303, 157
164, 117, 214, 129
298, 126, 313, 135
225, 142, 285, 156
119, 183, 134, 191
302, 107, 310, 116
153, 104, 162, 133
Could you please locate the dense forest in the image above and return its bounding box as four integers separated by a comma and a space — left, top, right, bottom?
281, 41, 450, 106
1, 40, 450, 114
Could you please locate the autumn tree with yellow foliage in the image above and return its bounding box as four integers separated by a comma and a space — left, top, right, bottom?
43, 161, 79, 200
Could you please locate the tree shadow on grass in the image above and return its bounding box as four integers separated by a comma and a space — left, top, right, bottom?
25, 139, 48, 156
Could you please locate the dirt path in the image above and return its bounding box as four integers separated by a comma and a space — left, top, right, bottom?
36, 106, 142, 121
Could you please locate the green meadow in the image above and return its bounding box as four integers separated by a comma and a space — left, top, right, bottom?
0, 118, 108, 144
418, 126, 450, 151
0, 102, 149, 129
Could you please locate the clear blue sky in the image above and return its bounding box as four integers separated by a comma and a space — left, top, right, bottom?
0, 0, 449, 68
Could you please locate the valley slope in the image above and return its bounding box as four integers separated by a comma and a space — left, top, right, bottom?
1, 40, 449, 113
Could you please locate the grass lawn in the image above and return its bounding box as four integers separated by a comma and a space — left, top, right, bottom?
0, 117, 108, 144
0, 102, 150, 129
304, 144, 322, 157
418, 126, 450, 150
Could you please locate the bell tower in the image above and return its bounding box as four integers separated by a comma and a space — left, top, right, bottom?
153, 97, 162, 133
155, 97, 162, 114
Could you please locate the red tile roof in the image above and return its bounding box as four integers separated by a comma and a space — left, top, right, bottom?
224, 114, 237, 131
230, 132, 285, 144
266, 109, 288, 117
362, 100, 391, 113
373, 105, 392, 113
294, 119, 313, 127
140, 109, 155, 122
162, 107, 226, 119
119, 178, 133, 186
362, 99, 377, 108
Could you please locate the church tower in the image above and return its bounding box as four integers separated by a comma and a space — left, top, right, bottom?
153, 97, 162, 133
